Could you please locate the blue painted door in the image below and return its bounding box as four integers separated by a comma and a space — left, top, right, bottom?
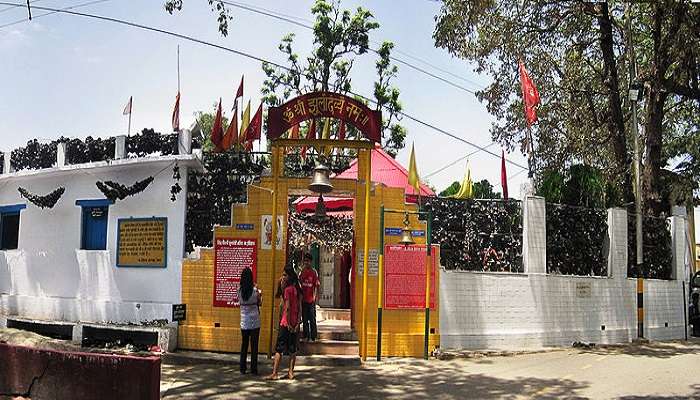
82, 206, 108, 250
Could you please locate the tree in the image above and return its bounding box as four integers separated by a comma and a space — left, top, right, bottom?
439, 179, 501, 199
164, 1, 232, 36
261, 0, 406, 156
439, 181, 460, 197
433, 0, 700, 214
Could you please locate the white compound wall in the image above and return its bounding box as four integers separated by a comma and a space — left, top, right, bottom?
440, 200, 689, 350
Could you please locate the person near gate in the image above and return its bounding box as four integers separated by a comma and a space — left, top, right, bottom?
266, 266, 301, 380
300, 252, 320, 342
239, 267, 261, 375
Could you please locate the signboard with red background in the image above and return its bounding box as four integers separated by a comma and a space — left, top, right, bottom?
384, 244, 438, 310
213, 238, 257, 308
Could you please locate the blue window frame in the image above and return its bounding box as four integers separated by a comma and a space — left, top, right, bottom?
76, 200, 113, 250
0, 204, 25, 250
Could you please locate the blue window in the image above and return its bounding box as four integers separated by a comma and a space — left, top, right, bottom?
76, 200, 113, 250
0, 204, 26, 250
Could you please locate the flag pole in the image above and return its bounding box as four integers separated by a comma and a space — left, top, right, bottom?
527, 124, 534, 178
177, 45, 180, 94
128, 103, 132, 136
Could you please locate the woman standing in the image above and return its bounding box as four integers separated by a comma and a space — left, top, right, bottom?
239, 267, 261, 375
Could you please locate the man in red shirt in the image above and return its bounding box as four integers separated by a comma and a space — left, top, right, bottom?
265, 266, 301, 380
299, 253, 320, 341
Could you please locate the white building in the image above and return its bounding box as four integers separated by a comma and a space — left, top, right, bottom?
0, 136, 202, 345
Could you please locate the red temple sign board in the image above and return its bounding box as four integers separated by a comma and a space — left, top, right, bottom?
384, 244, 438, 310
267, 91, 382, 143
213, 238, 257, 308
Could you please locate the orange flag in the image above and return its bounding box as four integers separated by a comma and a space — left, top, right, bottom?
222, 104, 237, 150
210, 99, 224, 152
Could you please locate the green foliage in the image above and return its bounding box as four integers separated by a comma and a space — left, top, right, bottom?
439, 179, 502, 198
537, 164, 612, 208
427, 197, 523, 272
260, 0, 406, 156
546, 203, 608, 276
439, 181, 461, 197
433, 0, 700, 213
473, 179, 501, 199
164, 0, 232, 36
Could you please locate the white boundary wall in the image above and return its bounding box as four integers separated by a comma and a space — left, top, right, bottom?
440, 198, 689, 350
0, 153, 201, 324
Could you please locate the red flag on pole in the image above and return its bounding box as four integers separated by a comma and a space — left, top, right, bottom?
122, 96, 132, 115
337, 121, 346, 141
222, 104, 237, 150
211, 99, 224, 152
290, 123, 300, 139
236, 76, 244, 100
171, 92, 180, 132
501, 149, 509, 199
244, 103, 263, 142
518, 60, 540, 126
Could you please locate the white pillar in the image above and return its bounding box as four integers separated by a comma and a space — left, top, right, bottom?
178, 129, 192, 155
56, 142, 66, 167
2, 152, 11, 174
671, 206, 687, 281
607, 208, 628, 279
115, 135, 126, 159
523, 196, 547, 274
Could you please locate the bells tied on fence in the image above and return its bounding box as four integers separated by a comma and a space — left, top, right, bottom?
314, 195, 327, 220
308, 161, 333, 194
398, 212, 415, 247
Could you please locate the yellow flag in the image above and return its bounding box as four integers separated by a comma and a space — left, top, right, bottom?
238, 100, 251, 145
408, 143, 420, 193
452, 161, 473, 199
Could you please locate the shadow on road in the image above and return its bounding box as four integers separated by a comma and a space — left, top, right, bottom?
578, 340, 700, 360
162, 360, 590, 399
617, 384, 700, 400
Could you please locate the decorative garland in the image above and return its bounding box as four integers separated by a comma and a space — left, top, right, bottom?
425, 197, 523, 272
17, 187, 65, 209
545, 203, 607, 276
96, 177, 154, 201
627, 213, 672, 279
170, 163, 182, 202
288, 211, 354, 253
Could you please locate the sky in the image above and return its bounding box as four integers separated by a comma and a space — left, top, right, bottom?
3, 0, 530, 196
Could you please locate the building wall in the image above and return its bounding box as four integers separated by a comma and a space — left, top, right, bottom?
439, 202, 688, 350
0, 156, 197, 323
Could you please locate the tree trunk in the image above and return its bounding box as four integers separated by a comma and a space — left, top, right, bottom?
596, 2, 634, 204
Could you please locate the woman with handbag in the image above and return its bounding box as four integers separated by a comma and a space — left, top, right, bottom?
239, 267, 261, 375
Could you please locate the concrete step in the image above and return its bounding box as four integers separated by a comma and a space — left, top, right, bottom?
317, 330, 357, 341
298, 339, 359, 356
164, 350, 360, 367
317, 308, 351, 321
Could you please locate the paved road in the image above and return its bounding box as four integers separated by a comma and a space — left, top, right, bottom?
161, 340, 700, 399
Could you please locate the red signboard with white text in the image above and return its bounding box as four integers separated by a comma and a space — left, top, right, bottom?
213, 238, 257, 307
384, 244, 438, 310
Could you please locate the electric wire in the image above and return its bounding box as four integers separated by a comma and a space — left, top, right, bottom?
0, 1, 528, 171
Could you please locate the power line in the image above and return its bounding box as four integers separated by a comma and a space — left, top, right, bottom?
423, 142, 497, 179
220, 0, 482, 95
0, 1, 527, 171
0, 0, 42, 15
0, 0, 110, 29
